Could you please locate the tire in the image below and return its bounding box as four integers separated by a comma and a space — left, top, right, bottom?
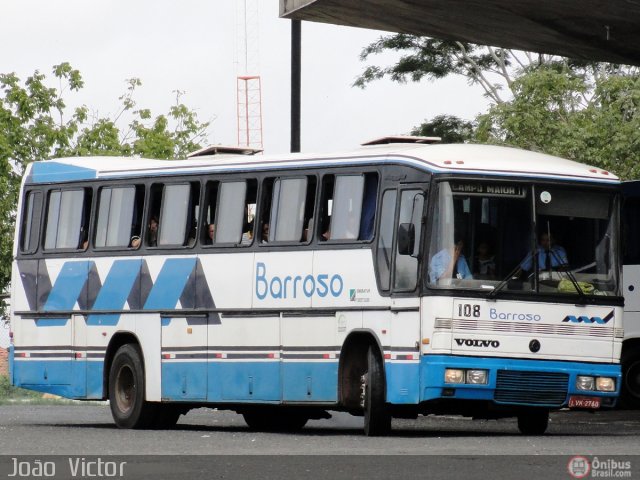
620, 350, 640, 409
517, 409, 549, 435
108, 344, 156, 429
242, 409, 308, 432
362, 346, 391, 436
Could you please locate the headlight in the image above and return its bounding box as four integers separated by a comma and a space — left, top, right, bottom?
576, 375, 595, 391
596, 377, 616, 392
466, 369, 488, 385
444, 369, 465, 384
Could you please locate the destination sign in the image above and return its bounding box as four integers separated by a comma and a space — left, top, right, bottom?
450, 183, 526, 198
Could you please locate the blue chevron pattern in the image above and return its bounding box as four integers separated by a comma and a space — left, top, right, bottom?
18, 257, 215, 317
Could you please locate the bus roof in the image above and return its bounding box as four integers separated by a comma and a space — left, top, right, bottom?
24, 143, 619, 185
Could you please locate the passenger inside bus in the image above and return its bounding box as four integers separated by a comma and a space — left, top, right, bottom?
130, 235, 141, 249
148, 216, 159, 247
205, 223, 215, 245
519, 232, 569, 272
429, 239, 473, 282
475, 241, 496, 278
261, 222, 269, 242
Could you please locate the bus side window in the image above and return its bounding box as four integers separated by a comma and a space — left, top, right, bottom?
95, 186, 144, 249
376, 189, 397, 291
20, 191, 43, 254
202, 181, 219, 245
44, 188, 92, 251
394, 189, 424, 291
325, 174, 365, 241
154, 182, 199, 247
359, 173, 378, 241
266, 176, 315, 243
215, 180, 248, 244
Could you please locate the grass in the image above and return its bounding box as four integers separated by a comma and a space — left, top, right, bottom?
0, 374, 42, 400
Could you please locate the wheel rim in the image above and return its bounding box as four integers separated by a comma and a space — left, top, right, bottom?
115, 364, 135, 413
625, 360, 640, 399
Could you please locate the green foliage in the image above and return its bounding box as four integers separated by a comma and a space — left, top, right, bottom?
356, 33, 640, 179
0, 64, 211, 312
476, 67, 640, 179
411, 114, 474, 143
0, 375, 42, 400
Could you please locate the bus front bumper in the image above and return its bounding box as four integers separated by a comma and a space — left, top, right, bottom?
420, 355, 621, 408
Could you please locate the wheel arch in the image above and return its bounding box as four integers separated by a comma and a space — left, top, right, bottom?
102, 331, 143, 400
338, 329, 386, 409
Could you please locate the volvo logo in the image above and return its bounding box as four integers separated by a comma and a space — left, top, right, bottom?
529, 339, 541, 353
455, 338, 500, 348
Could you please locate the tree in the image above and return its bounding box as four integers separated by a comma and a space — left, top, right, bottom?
476, 65, 640, 179
411, 114, 474, 143
355, 33, 640, 177
0, 64, 211, 314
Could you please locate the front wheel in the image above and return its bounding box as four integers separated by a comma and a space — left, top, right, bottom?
517, 408, 549, 435
108, 344, 156, 429
362, 346, 391, 436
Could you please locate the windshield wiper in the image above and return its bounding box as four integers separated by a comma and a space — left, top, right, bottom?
486, 263, 524, 300
548, 249, 588, 303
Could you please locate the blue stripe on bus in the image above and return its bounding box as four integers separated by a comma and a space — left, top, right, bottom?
385, 362, 420, 404
44, 261, 91, 311
29, 162, 97, 183
144, 258, 197, 310
92, 259, 141, 310
281, 362, 338, 401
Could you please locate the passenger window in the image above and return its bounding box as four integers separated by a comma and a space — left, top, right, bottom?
44, 188, 92, 250
20, 191, 43, 254
376, 190, 397, 291
148, 182, 200, 247
263, 176, 316, 243
202, 181, 219, 245
213, 180, 257, 245
319, 173, 378, 241
95, 186, 144, 248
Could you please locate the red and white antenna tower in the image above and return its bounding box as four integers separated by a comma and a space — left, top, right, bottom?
236, 0, 263, 150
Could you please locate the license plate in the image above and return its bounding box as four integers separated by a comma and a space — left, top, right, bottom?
569, 396, 601, 409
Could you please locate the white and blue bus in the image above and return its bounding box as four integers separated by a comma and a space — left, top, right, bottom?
9, 140, 623, 435
619, 181, 640, 408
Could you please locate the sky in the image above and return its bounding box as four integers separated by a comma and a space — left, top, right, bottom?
1, 0, 490, 156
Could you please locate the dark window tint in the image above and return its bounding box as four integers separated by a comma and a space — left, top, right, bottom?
394, 189, 424, 291
20, 191, 42, 254
376, 190, 397, 291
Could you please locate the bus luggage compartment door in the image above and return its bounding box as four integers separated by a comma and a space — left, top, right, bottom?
161, 315, 207, 400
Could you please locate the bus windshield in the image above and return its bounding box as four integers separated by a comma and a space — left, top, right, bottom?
427, 180, 620, 297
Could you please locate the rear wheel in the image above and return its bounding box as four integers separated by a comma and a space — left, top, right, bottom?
517, 408, 549, 435
362, 346, 391, 436
109, 344, 156, 429
620, 350, 640, 409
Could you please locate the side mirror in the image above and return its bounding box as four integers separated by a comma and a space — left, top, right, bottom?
397, 223, 415, 256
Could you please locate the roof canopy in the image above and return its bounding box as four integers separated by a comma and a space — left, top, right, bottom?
280, 0, 640, 66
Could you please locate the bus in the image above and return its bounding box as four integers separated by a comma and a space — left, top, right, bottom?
9, 141, 623, 435
620, 181, 640, 408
